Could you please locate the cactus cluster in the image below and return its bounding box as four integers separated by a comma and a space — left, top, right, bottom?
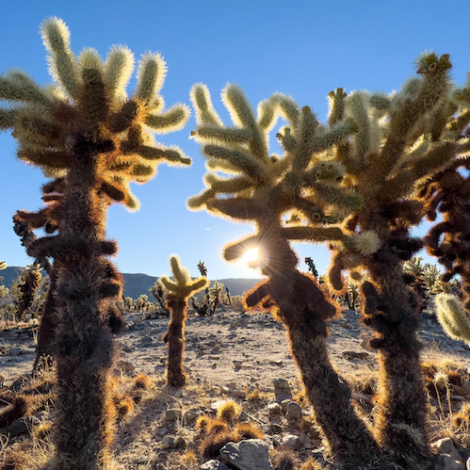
3, 16, 470, 470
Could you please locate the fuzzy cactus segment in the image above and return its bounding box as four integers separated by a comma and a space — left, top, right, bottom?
161, 255, 208, 387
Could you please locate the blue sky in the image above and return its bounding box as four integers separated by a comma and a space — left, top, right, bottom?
0, 0, 467, 280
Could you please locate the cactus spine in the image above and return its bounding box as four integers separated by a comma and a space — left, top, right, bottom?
188, 83, 380, 466
161, 255, 208, 387
0, 18, 190, 469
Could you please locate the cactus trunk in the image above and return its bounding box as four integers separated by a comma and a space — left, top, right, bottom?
165, 297, 187, 388
33, 266, 59, 374
48, 135, 118, 470
254, 224, 380, 466
368, 260, 431, 469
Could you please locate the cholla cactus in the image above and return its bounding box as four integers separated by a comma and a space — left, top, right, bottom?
326, 53, 459, 467
124, 296, 133, 310
403, 257, 427, 312
149, 278, 167, 310
161, 255, 208, 387
188, 83, 379, 465
135, 294, 149, 311
0, 261, 6, 283
0, 18, 190, 469
15, 262, 42, 322
304, 257, 318, 278
418, 73, 470, 342
436, 294, 470, 345
209, 280, 224, 315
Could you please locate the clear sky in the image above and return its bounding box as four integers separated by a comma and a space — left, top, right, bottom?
0, 0, 467, 280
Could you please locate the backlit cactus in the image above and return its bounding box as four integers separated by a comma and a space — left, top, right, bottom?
325, 53, 459, 468
188, 83, 380, 466
0, 17, 190, 469
161, 255, 208, 387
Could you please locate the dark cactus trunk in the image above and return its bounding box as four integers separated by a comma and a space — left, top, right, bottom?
248, 224, 381, 467
33, 266, 59, 374
165, 297, 187, 388
364, 258, 431, 469
48, 134, 119, 470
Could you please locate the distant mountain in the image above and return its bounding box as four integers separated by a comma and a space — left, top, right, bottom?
1, 267, 261, 299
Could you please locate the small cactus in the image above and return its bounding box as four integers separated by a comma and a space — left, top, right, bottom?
161, 255, 208, 387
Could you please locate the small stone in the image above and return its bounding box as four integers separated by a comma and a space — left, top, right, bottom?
359, 339, 369, 350
341, 350, 369, 360
116, 360, 135, 372
199, 460, 230, 470
220, 439, 273, 470
208, 355, 221, 360
263, 423, 283, 435
10, 348, 22, 356
286, 402, 303, 423
165, 409, 182, 421
233, 360, 243, 368
275, 359, 283, 365
273, 378, 290, 389
157, 427, 168, 436
184, 409, 198, 422
267, 403, 282, 416
238, 410, 248, 422
210, 400, 227, 412
433, 437, 457, 455
273, 378, 292, 403
161, 435, 176, 449
281, 434, 301, 450
175, 436, 187, 449
340, 322, 349, 328
20, 348, 36, 355
3, 416, 40, 437
231, 390, 246, 399
226, 381, 237, 389
141, 335, 153, 344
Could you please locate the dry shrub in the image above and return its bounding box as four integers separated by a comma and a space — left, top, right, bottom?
116, 393, 135, 418
234, 422, 264, 440
200, 430, 236, 459
195, 415, 211, 435
207, 418, 228, 435
453, 402, 470, 433
178, 450, 200, 470
34, 422, 52, 440
217, 399, 241, 424
272, 449, 300, 470
132, 374, 153, 390
300, 458, 323, 470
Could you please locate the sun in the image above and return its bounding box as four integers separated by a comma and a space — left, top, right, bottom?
240, 248, 259, 264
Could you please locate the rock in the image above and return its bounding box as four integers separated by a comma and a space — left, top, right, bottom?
273, 378, 290, 389
161, 435, 176, 449
267, 403, 282, 416
209, 355, 221, 360
436, 454, 465, 470
273, 378, 292, 403
220, 439, 273, 470
10, 348, 22, 356
342, 350, 370, 360
157, 427, 168, 436
175, 436, 187, 449
359, 339, 369, 349
281, 434, 301, 450
116, 360, 135, 372
233, 360, 243, 369
165, 409, 182, 421
275, 360, 283, 365
1, 415, 40, 437
262, 423, 283, 435
286, 402, 303, 423
281, 399, 293, 413
231, 390, 246, 400
432, 438, 465, 470
184, 409, 198, 422
141, 335, 153, 344
238, 410, 248, 422
199, 460, 230, 470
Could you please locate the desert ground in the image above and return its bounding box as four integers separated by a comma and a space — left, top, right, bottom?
1, 304, 470, 469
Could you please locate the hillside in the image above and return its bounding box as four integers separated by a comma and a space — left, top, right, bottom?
1, 267, 262, 299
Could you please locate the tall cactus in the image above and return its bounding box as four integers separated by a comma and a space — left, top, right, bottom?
418, 65, 470, 359
188, 84, 380, 466
161, 255, 208, 387
325, 53, 460, 468
0, 17, 190, 469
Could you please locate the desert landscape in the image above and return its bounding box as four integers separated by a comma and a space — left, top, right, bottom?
2, 301, 470, 470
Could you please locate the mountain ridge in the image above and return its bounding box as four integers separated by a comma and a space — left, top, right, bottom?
0, 267, 262, 300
